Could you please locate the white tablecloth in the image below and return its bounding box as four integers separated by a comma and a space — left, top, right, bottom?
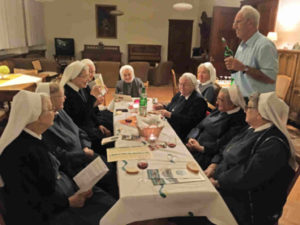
0, 74, 42, 87
100, 100, 237, 225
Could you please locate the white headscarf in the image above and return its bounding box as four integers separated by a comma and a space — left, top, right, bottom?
60, 61, 86, 87
36, 82, 50, 95
228, 84, 246, 109
119, 65, 135, 82
181, 72, 199, 92
198, 62, 217, 84
0, 90, 44, 187
81, 58, 96, 72
258, 92, 298, 170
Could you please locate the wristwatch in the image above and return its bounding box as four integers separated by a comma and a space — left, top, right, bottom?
243, 66, 249, 73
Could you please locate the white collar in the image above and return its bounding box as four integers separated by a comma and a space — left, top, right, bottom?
67, 81, 80, 92
199, 80, 212, 86
253, 122, 272, 132
24, 128, 42, 140
181, 94, 191, 100
225, 107, 240, 115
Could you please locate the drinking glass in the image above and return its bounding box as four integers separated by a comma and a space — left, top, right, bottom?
137, 159, 149, 182
167, 136, 177, 148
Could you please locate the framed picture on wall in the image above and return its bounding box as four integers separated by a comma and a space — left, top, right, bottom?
95, 5, 117, 38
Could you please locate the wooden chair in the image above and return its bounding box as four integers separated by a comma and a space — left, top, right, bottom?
143, 81, 149, 93
171, 69, 178, 96
129, 61, 150, 83
276, 75, 291, 101
94, 61, 120, 88
148, 61, 173, 86
13, 68, 38, 76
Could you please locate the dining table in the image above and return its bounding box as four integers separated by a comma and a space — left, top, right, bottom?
100, 98, 237, 225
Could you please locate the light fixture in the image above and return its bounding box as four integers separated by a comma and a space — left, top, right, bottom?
110, 10, 124, 16
173, 2, 193, 11
267, 32, 278, 42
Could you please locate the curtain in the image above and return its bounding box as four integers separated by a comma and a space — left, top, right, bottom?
24, 0, 45, 46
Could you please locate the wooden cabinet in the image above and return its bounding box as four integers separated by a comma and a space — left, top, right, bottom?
278, 49, 300, 124
128, 44, 161, 66
81, 45, 122, 62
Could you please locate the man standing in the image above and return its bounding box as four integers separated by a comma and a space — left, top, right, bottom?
225, 5, 278, 97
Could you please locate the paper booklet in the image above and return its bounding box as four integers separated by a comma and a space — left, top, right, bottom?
73, 156, 108, 194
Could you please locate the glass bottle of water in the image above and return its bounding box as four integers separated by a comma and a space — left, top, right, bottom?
139, 87, 147, 116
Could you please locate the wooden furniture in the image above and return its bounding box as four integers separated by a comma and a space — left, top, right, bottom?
148, 61, 173, 86
128, 44, 161, 66
276, 75, 292, 101
0, 82, 37, 102
171, 69, 178, 96
129, 61, 150, 83
94, 61, 121, 88
278, 49, 300, 125
81, 45, 121, 62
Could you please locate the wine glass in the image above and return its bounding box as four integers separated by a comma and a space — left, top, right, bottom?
137, 159, 149, 182
167, 136, 177, 148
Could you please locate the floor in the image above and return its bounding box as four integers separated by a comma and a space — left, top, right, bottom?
106, 84, 300, 225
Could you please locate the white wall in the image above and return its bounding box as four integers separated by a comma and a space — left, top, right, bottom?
43, 0, 218, 62
275, 0, 300, 49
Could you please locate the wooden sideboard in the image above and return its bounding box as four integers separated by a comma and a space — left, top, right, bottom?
128, 44, 161, 66
278, 49, 300, 124
81, 45, 122, 62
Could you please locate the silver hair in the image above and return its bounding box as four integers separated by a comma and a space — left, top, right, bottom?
240, 5, 260, 29
249, 92, 260, 108
49, 82, 61, 95
219, 88, 232, 103
119, 65, 135, 81
180, 72, 198, 90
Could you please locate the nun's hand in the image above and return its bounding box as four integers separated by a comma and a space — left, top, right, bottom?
160, 109, 171, 118
69, 190, 92, 208
93, 96, 104, 107
188, 138, 204, 152
99, 125, 111, 137
90, 85, 102, 98
204, 163, 217, 178
153, 103, 164, 110
83, 147, 94, 157
209, 178, 220, 188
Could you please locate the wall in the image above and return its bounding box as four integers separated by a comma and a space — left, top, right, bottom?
275, 0, 300, 49
44, 0, 218, 63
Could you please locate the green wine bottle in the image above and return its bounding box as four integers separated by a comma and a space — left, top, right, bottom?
222, 37, 237, 78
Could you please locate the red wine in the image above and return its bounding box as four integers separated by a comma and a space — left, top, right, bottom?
125, 119, 132, 123
137, 161, 148, 170
168, 143, 176, 148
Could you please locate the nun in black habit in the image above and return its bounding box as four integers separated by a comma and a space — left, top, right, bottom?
0, 91, 115, 225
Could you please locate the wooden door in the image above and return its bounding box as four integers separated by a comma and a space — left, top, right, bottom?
209, 6, 240, 78
168, 20, 193, 75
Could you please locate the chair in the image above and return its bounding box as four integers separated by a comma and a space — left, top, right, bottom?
129, 61, 150, 83
13, 68, 38, 76
171, 69, 178, 96
94, 61, 120, 88
276, 75, 291, 101
148, 61, 173, 86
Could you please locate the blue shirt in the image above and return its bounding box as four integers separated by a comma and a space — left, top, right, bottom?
233, 31, 278, 97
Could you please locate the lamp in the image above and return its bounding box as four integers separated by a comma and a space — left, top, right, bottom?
110, 10, 124, 16
267, 32, 278, 42
173, 2, 193, 11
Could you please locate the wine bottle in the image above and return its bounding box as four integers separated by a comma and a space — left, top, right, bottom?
222, 37, 237, 78
139, 87, 147, 116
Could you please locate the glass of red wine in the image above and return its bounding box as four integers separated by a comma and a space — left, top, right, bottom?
137, 159, 149, 183
167, 136, 177, 148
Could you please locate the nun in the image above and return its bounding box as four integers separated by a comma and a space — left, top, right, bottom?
153, 73, 207, 141
186, 84, 247, 170
210, 92, 297, 225
197, 62, 217, 104
0, 90, 115, 225
115, 65, 144, 97
36, 82, 118, 198
60, 61, 112, 154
